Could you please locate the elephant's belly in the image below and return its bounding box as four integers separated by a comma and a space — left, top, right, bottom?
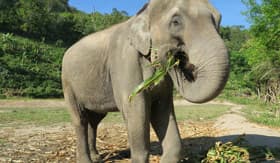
83, 97, 118, 113
77, 90, 118, 113
71, 78, 118, 113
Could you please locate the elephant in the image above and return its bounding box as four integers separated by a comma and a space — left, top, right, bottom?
61, 0, 230, 162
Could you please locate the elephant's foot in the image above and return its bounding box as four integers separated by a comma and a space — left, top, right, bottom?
160, 146, 183, 163
90, 152, 102, 163
77, 157, 93, 163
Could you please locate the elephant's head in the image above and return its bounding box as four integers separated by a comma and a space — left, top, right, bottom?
129, 0, 230, 103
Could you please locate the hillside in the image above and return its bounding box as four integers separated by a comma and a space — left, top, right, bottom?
0, 33, 65, 98
0, 0, 129, 98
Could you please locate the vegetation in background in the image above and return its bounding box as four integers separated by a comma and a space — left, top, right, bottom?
1, 2, 279, 162
218, 0, 280, 106
243, 104, 280, 128
219, 26, 252, 98
241, 0, 280, 104
0, 0, 129, 45
0, 0, 279, 127
0, 33, 64, 98
0, 0, 129, 98
217, 0, 280, 126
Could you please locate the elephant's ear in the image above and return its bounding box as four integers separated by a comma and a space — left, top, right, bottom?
129, 14, 151, 55
205, 1, 222, 30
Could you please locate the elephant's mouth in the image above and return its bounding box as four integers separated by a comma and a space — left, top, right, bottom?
172, 51, 197, 82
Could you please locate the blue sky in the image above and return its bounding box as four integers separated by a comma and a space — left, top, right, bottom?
68, 0, 250, 28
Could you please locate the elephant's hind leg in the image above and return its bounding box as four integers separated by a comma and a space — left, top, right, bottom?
64, 88, 92, 163
87, 111, 107, 162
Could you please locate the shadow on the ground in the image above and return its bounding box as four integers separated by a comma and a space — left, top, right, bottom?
102, 135, 280, 162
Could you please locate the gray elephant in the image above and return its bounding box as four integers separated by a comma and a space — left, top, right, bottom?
61, 0, 229, 162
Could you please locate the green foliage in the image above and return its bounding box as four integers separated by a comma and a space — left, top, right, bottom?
241, 0, 280, 103
0, 0, 277, 103
202, 141, 250, 163
220, 1, 279, 105
243, 104, 280, 128
219, 26, 252, 99
0, 0, 20, 32
220, 26, 249, 52
0, 0, 129, 45
18, 0, 53, 38
0, 0, 129, 98
89, 9, 129, 33
201, 135, 279, 163
129, 54, 179, 102
44, 0, 72, 12
0, 0, 17, 8
242, 0, 280, 49
0, 107, 70, 126
0, 33, 65, 98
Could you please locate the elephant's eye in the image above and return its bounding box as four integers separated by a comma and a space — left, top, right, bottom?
170, 15, 182, 27
169, 15, 183, 35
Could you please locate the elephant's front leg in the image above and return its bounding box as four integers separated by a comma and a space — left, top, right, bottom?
122, 96, 151, 163
110, 45, 154, 163
151, 96, 183, 163
112, 79, 151, 163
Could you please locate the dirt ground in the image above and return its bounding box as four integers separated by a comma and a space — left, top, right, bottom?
0, 121, 216, 162
214, 105, 280, 148
0, 99, 280, 162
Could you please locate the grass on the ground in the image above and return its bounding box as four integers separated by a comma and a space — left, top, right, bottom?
175, 104, 230, 121
243, 104, 280, 128
219, 91, 280, 128
0, 108, 70, 127
1, 103, 279, 162
218, 91, 261, 105
0, 104, 230, 127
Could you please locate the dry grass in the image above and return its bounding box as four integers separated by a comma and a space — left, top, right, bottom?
0, 122, 217, 163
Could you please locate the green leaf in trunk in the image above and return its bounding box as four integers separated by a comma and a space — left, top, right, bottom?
128, 54, 179, 102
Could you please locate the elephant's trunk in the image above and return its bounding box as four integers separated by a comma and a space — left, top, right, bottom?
168, 37, 230, 103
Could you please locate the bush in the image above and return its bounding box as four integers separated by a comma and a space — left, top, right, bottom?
0, 33, 65, 98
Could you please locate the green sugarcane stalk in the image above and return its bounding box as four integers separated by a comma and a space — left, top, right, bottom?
129, 54, 179, 102
202, 141, 250, 163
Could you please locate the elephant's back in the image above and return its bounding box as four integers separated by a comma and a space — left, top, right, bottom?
61, 29, 117, 112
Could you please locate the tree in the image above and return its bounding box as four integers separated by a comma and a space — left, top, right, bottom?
0, 0, 17, 9
45, 0, 70, 12
89, 9, 129, 33
220, 26, 249, 52
17, 0, 52, 38
241, 0, 280, 103
0, 3, 131, 98
219, 26, 251, 96
0, 0, 21, 32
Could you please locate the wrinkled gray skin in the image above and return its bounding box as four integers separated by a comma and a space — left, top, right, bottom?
62, 0, 229, 162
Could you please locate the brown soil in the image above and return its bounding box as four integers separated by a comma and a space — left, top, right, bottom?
214, 105, 280, 148
0, 99, 280, 162
0, 122, 216, 163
